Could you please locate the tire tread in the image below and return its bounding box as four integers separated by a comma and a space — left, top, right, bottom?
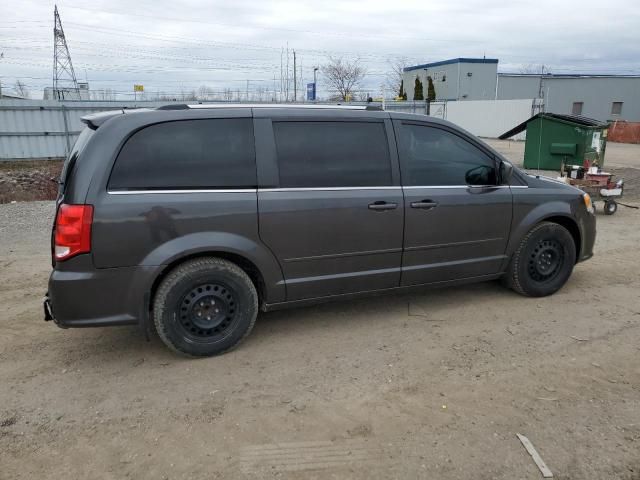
507, 221, 574, 297
153, 257, 258, 357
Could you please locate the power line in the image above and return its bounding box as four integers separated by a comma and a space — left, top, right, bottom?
61, 3, 484, 44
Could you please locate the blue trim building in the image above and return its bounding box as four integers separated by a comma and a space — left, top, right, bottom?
402, 58, 499, 101
404, 58, 499, 72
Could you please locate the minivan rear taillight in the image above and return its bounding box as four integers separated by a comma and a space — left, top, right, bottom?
54, 204, 93, 261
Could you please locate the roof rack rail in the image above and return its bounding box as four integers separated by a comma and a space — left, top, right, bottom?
157, 104, 190, 110
156, 103, 386, 111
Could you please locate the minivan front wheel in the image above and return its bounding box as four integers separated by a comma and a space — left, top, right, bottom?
153, 257, 258, 357
505, 222, 576, 297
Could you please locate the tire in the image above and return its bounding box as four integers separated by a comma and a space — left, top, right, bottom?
505, 222, 576, 297
604, 200, 617, 215
153, 257, 258, 357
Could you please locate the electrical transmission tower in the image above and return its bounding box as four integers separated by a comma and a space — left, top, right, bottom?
52, 5, 80, 100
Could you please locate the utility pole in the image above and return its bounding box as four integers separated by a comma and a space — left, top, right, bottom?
273, 73, 277, 102
293, 50, 297, 102
537, 65, 545, 99
313, 67, 319, 102
285, 43, 289, 101
280, 48, 283, 102
537, 65, 546, 113
246, 79, 249, 102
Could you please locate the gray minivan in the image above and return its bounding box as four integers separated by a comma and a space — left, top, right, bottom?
45, 104, 596, 356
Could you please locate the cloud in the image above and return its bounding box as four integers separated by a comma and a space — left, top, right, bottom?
1, 0, 638, 99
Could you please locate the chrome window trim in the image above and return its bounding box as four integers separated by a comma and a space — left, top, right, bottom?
107, 189, 257, 195
259, 186, 401, 192
107, 185, 527, 194
402, 185, 467, 189
403, 185, 528, 189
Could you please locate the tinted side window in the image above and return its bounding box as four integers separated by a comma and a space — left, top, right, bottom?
398, 124, 497, 186
109, 119, 255, 190
273, 121, 392, 188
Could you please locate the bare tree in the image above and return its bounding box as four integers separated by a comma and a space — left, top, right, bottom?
222, 88, 233, 101
180, 88, 198, 101
519, 64, 547, 75
254, 86, 267, 102
197, 85, 214, 101
322, 56, 366, 102
356, 91, 370, 102
14, 79, 30, 98
385, 57, 409, 98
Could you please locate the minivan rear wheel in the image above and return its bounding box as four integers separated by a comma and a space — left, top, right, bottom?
505, 222, 576, 297
153, 257, 258, 357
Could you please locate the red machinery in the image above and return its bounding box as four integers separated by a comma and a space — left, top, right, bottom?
560, 164, 624, 215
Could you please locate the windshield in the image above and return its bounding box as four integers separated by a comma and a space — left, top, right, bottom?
58, 127, 94, 195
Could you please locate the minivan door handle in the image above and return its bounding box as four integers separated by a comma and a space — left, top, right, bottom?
410, 200, 438, 210
368, 201, 398, 211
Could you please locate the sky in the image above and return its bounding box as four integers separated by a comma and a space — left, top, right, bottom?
1, 0, 639, 100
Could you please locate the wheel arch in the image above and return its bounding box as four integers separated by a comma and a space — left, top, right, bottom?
149, 251, 270, 312
543, 215, 581, 263
506, 205, 582, 269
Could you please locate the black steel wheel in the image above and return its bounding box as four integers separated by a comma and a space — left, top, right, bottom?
153, 257, 258, 357
527, 239, 564, 283
604, 200, 617, 215
178, 283, 238, 340
505, 222, 576, 297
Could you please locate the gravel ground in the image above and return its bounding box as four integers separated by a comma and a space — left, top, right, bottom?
0, 201, 56, 255
1, 160, 640, 478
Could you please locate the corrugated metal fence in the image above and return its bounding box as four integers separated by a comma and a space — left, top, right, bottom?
0, 100, 166, 160
1, 99, 538, 160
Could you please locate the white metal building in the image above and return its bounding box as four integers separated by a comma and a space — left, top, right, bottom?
403, 58, 640, 121
496, 74, 640, 122
43, 82, 91, 101
402, 58, 499, 102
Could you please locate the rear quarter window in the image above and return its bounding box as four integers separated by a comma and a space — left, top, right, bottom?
59, 127, 94, 193
108, 118, 256, 190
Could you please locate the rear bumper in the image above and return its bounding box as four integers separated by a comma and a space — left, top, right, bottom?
47, 255, 157, 328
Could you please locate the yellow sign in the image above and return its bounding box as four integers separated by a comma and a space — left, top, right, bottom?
134, 84, 144, 92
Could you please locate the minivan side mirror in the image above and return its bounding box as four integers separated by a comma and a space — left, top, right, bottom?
499, 160, 514, 184
465, 165, 497, 186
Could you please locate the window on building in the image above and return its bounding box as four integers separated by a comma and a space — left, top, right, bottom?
108, 119, 256, 190
572, 102, 584, 116
397, 124, 497, 186
273, 121, 392, 188
611, 102, 623, 115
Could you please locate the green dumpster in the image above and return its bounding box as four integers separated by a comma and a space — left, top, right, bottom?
499, 113, 609, 170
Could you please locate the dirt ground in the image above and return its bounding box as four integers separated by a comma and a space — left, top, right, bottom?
1, 146, 640, 479
0, 160, 62, 204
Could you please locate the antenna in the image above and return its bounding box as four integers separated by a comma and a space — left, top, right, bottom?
53, 5, 80, 100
